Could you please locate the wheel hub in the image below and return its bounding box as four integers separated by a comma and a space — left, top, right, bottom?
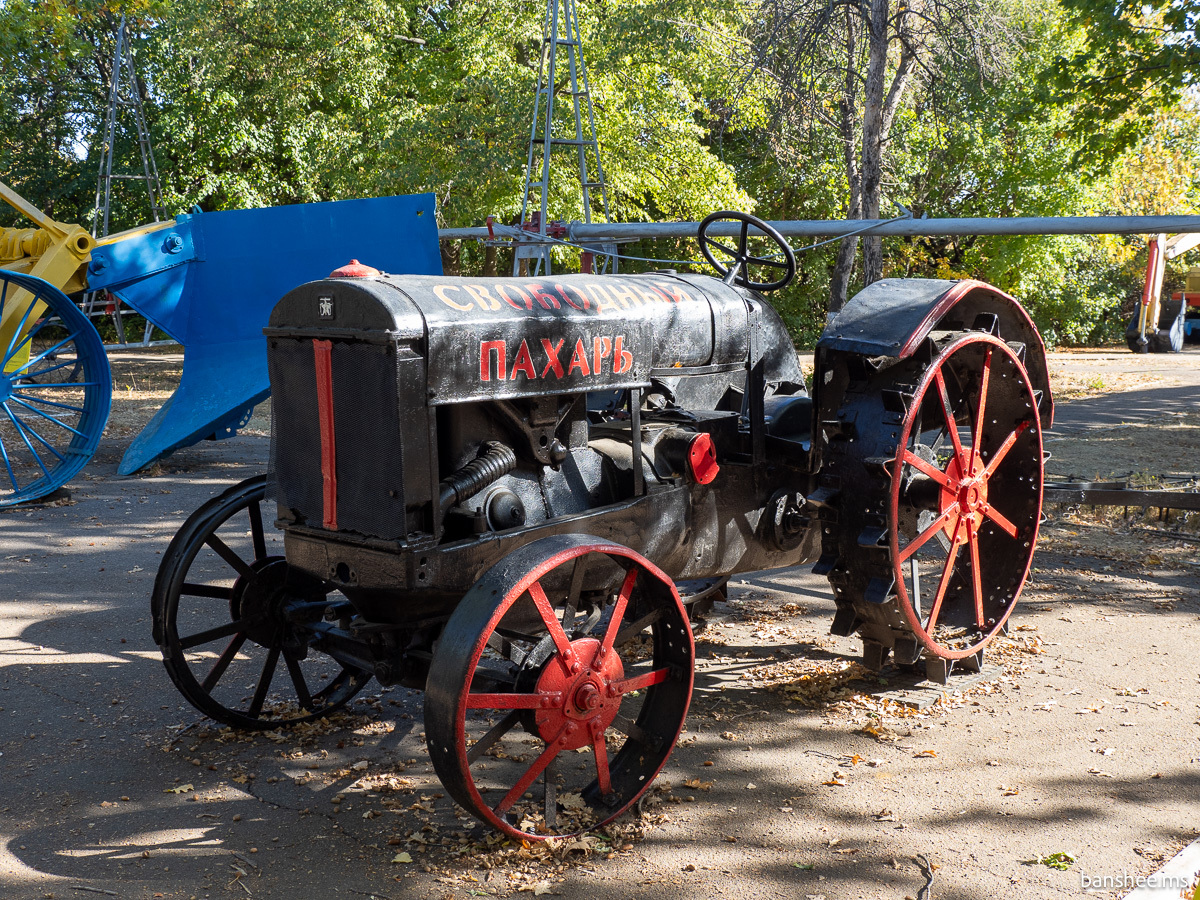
532, 638, 624, 751
231, 558, 291, 646
0, 375, 11, 403
939, 452, 989, 542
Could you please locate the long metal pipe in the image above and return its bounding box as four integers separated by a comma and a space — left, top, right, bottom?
439, 215, 1200, 243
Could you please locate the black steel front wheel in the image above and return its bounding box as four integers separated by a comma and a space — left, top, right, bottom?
151, 475, 371, 729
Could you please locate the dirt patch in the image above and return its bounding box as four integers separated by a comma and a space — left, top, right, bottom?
105, 348, 271, 439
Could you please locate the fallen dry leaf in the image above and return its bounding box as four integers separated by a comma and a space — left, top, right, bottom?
164, 784, 194, 794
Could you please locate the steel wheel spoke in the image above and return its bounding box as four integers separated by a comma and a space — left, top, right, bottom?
181, 582, 235, 600
284, 651, 313, 710
16, 356, 82, 381
2, 296, 41, 362
248, 646, 281, 718
924, 534, 963, 633
465, 692, 559, 710
248, 500, 267, 560
614, 609, 663, 647
600, 567, 638, 654
968, 526, 985, 627
2, 406, 51, 478
495, 732, 564, 815
610, 713, 653, 747
934, 369, 966, 465
201, 633, 247, 692
179, 619, 246, 651
528, 581, 575, 661
592, 728, 612, 796
901, 449, 952, 488
898, 505, 957, 563
983, 419, 1032, 478
11, 392, 86, 414
12, 380, 101, 390
983, 504, 1018, 537
971, 348, 993, 468
467, 710, 522, 763
7, 397, 86, 437
613, 667, 670, 695
0, 432, 19, 490
5, 409, 65, 461
562, 555, 588, 632
11, 333, 76, 376
204, 534, 255, 578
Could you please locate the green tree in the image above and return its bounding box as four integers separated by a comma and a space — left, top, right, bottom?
1051, 0, 1200, 165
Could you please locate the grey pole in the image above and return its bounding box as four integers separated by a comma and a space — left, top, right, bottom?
440, 215, 1200, 243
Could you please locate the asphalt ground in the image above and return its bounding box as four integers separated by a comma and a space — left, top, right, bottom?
2, 349, 1199, 900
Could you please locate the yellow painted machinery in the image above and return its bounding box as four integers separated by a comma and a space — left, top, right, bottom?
1126, 232, 1200, 352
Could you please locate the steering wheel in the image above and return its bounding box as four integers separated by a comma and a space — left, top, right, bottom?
698, 211, 796, 292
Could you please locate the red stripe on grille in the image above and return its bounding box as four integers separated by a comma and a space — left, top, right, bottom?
313, 339, 338, 530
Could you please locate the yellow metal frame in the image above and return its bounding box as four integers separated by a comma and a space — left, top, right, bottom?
0, 181, 97, 372
0, 180, 175, 373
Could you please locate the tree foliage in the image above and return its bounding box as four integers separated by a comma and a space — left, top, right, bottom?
1, 0, 1197, 346
1051, 0, 1200, 165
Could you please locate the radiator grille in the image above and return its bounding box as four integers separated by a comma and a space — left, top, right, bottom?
268, 337, 409, 541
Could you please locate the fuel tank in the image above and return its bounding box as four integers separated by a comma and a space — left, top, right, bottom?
265, 271, 803, 403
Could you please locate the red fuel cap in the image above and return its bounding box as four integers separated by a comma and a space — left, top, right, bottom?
688, 433, 719, 485
329, 259, 380, 278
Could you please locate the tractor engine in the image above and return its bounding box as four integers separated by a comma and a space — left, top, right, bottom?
264, 270, 818, 625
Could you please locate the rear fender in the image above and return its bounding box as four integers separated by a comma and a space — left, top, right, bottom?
817, 278, 1053, 428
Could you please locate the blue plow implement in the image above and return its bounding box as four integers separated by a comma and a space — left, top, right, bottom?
86, 193, 442, 475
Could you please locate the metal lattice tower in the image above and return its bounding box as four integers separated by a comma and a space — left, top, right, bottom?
89, 14, 165, 348
514, 0, 614, 276
93, 14, 164, 239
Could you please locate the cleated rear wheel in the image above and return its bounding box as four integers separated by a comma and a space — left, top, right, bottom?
819, 331, 1044, 666
887, 333, 1043, 658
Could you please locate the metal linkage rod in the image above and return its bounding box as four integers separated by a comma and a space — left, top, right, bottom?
1044, 482, 1200, 511
439, 215, 1200, 243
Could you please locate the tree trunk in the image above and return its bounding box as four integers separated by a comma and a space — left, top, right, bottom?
829, 13, 862, 314
860, 0, 891, 287
440, 239, 461, 276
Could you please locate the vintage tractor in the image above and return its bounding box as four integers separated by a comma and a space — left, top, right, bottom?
151, 212, 1052, 839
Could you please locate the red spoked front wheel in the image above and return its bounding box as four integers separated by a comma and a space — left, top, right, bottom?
424, 535, 694, 839
889, 333, 1043, 658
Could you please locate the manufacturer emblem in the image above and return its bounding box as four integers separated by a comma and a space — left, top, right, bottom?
318, 296, 333, 318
